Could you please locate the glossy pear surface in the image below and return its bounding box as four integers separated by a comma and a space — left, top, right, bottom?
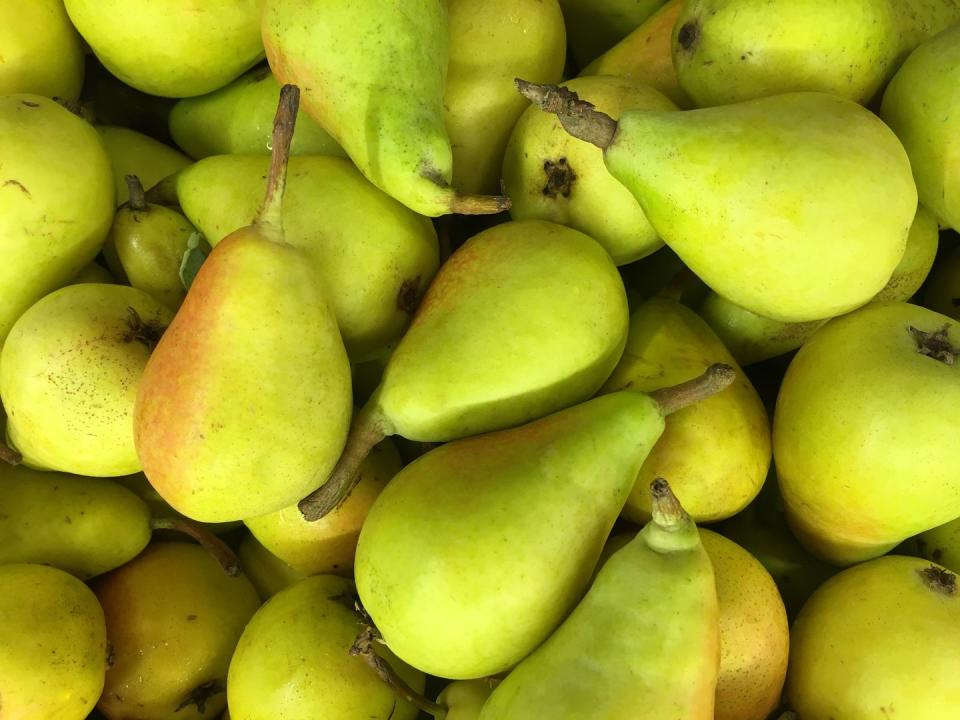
235, 534, 306, 601
227, 575, 424, 720
560, 0, 668, 67
774, 302, 960, 565
169, 66, 344, 159
171, 155, 439, 360
0, 563, 106, 720
787, 555, 960, 718
504, 76, 675, 264
64, 0, 264, 97
2, 283, 173, 476
606, 92, 916, 321
356, 390, 667, 678
881, 23, 960, 231
0, 464, 151, 579
96, 126, 190, 205
0, 95, 114, 345
602, 297, 770, 523
94, 543, 260, 720
0, 0, 84, 99
445, 0, 566, 195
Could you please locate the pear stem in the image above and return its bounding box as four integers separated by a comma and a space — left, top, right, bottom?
124, 175, 148, 211
650, 478, 690, 530
449, 193, 512, 215
150, 517, 241, 577
350, 626, 447, 717
298, 405, 387, 521
0, 441, 21, 465
515, 79, 618, 149
648, 363, 736, 415
257, 83, 300, 230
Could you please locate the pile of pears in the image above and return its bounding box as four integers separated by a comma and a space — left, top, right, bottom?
4, 1, 960, 718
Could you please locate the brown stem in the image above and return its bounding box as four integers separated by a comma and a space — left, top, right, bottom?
257, 83, 299, 230
650, 478, 689, 529
350, 626, 447, 718
648, 363, 736, 415
150, 517, 241, 577
515, 79, 618, 149
124, 175, 148, 211
298, 405, 388, 521
449, 193, 512, 215
0, 440, 21, 465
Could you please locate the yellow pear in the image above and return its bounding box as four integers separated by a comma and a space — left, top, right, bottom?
96, 126, 190, 206
235, 534, 306, 600
914, 517, 960, 574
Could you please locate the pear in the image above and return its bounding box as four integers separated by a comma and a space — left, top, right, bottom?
0, 0, 85, 99
113, 473, 241, 538
672, 0, 960, 107
923, 243, 960, 319
262, 0, 508, 216
94, 542, 260, 720
881, 23, 960, 231
168, 65, 344, 160
559, 0, 669, 67
0, 94, 114, 346
354, 367, 734, 678
299, 219, 630, 519
245, 439, 402, 577
479, 480, 719, 719
226, 575, 424, 720
0, 564, 106, 720
108, 176, 197, 310
1, 283, 173, 476
518, 84, 917, 322
774, 302, 960, 565
96, 126, 190, 206
600, 295, 770, 523
787, 555, 960, 717
436, 680, 499, 720
64, 0, 263, 97
134, 87, 353, 523
68, 261, 115, 285
581, 0, 691, 107
700, 205, 940, 365
503, 76, 676, 264
235, 533, 306, 601
154, 154, 439, 361
915, 518, 960, 573
445, 0, 566, 196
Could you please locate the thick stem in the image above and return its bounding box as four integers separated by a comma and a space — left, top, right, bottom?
124, 175, 148, 211
150, 517, 241, 577
515, 79, 618, 149
298, 405, 388, 521
648, 363, 736, 415
449, 193, 512, 215
257, 83, 300, 230
650, 478, 689, 530
350, 626, 447, 718
0, 441, 21, 465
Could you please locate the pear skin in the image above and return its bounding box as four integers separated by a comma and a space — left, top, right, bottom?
1, 283, 173, 476
235, 533, 307, 601
226, 575, 424, 720
436, 680, 499, 720
96, 126, 190, 206
774, 302, 960, 565
0, 95, 115, 346
68, 262, 115, 285
915, 517, 960, 573
560, 0, 668, 67
601, 296, 770, 523
787, 556, 960, 717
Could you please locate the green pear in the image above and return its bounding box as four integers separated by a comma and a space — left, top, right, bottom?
924, 244, 960, 319
600, 296, 770, 523
774, 302, 960, 565
913, 518, 960, 574
479, 480, 719, 719
94, 543, 260, 720
300, 219, 630, 519
168, 65, 344, 160
134, 88, 353, 523
262, 0, 507, 216
1, 283, 173, 476
559, 0, 668, 67
354, 367, 734, 678
108, 176, 197, 311
0, 564, 107, 720
787, 555, 960, 717
445, 0, 566, 196
700, 205, 940, 365
503, 75, 676, 265
64, 0, 263, 97
227, 575, 424, 720
0, 0, 85, 100
672, 0, 960, 107
113, 472, 241, 537
881, 23, 960, 231
235, 533, 306, 601
158, 154, 439, 361
436, 680, 499, 720
0, 94, 114, 346
96, 126, 190, 206
519, 85, 917, 322
68, 261, 115, 285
